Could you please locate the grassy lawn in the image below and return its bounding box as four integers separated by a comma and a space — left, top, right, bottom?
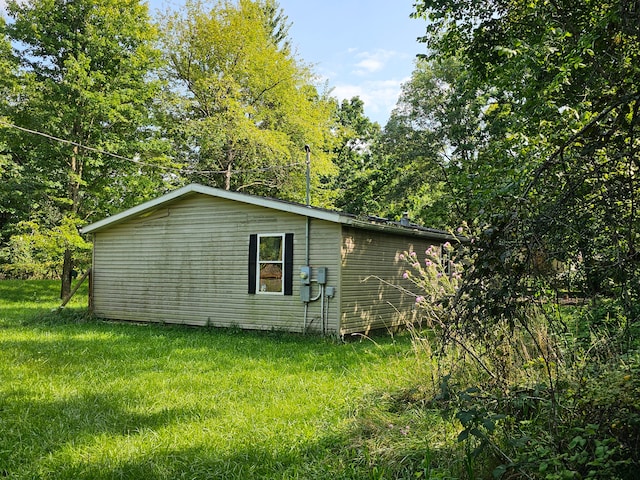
0, 280, 442, 479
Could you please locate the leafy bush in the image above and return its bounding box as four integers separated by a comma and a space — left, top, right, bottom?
0, 217, 91, 279
394, 236, 640, 479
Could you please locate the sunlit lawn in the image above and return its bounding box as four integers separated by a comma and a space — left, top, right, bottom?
0, 280, 426, 479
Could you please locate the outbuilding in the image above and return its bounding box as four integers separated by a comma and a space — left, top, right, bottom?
81, 183, 454, 336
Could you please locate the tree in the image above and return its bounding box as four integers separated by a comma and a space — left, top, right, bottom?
379, 56, 489, 228
404, 4, 640, 476
330, 97, 384, 215
373, 54, 505, 228
0, 19, 21, 239
261, 0, 292, 53
158, 0, 336, 203
413, 0, 640, 312
3, 0, 166, 297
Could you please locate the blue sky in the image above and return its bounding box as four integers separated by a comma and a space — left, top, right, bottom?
274, 1, 427, 125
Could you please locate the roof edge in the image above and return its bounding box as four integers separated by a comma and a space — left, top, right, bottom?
81, 184, 196, 234
80, 183, 457, 241
344, 217, 458, 242
80, 183, 343, 234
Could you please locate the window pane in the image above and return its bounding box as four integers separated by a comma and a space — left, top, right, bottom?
259, 236, 282, 261
259, 263, 283, 292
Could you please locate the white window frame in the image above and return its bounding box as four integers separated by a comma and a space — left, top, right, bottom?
256, 233, 286, 295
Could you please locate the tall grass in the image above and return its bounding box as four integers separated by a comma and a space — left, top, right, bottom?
1, 280, 444, 479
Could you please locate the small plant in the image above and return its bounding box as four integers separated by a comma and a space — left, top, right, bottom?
399, 235, 504, 386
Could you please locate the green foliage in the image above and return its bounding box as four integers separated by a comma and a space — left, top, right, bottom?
260, 0, 292, 53
4, 0, 166, 209
158, 0, 337, 204
394, 236, 640, 478
380, 57, 486, 228
1, 218, 92, 279
329, 97, 384, 215
491, 346, 640, 480
0, 20, 22, 241
410, 0, 640, 317
395, 5, 640, 474
1, 0, 170, 289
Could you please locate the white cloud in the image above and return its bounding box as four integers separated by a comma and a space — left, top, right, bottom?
354, 57, 385, 74
332, 77, 409, 125
352, 49, 397, 76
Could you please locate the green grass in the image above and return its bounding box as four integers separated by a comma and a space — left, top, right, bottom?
0, 280, 451, 479
5, 285, 635, 479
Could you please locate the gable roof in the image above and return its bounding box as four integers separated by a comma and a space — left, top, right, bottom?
80, 183, 454, 241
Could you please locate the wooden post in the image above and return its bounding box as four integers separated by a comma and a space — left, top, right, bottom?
88, 266, 93, 312
58, 267, 92, 309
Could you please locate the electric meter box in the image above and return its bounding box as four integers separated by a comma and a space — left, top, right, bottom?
316, 267, 327, 285
300, 285, 311, 302
300, 266, 311, 285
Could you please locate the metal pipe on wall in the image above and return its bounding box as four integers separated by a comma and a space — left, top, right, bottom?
304, 145, 311, 207
303, 145, 311, 333
320, 284, 325, 335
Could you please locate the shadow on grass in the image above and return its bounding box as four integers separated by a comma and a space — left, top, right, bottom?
0, 320, 431, 478
0, 279, 89, 325
2, 280, 408, 375
0, 391, 219, 477
30, 443, 323, 479
26, 425, 463, 480
7, 309, 411, 375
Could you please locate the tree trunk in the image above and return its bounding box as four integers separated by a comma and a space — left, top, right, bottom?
224, 147, 235, 191
61, 143, 81, 299
225, 162, 232, 190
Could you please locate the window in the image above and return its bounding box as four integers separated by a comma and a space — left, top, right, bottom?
248, 233, 293, 295
258, 234, 284, 293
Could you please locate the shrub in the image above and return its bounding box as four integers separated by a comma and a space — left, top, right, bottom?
0, 217, 91, 279
396, 231, 640, 479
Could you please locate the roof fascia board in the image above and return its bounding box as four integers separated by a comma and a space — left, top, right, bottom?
80, 183, 457, 241
343, 217, 456, 242
81, 183, 343, 234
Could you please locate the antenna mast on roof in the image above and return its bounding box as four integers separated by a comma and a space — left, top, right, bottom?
304, 144, 311, 207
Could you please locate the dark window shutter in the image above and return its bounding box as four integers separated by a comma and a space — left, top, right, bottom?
284, 233, 294, 296
248, 234, 257, 294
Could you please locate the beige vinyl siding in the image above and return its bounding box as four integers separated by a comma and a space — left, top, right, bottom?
304, 218, 342, 334
91, 193, 341, 333
339, 226, 436, 335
